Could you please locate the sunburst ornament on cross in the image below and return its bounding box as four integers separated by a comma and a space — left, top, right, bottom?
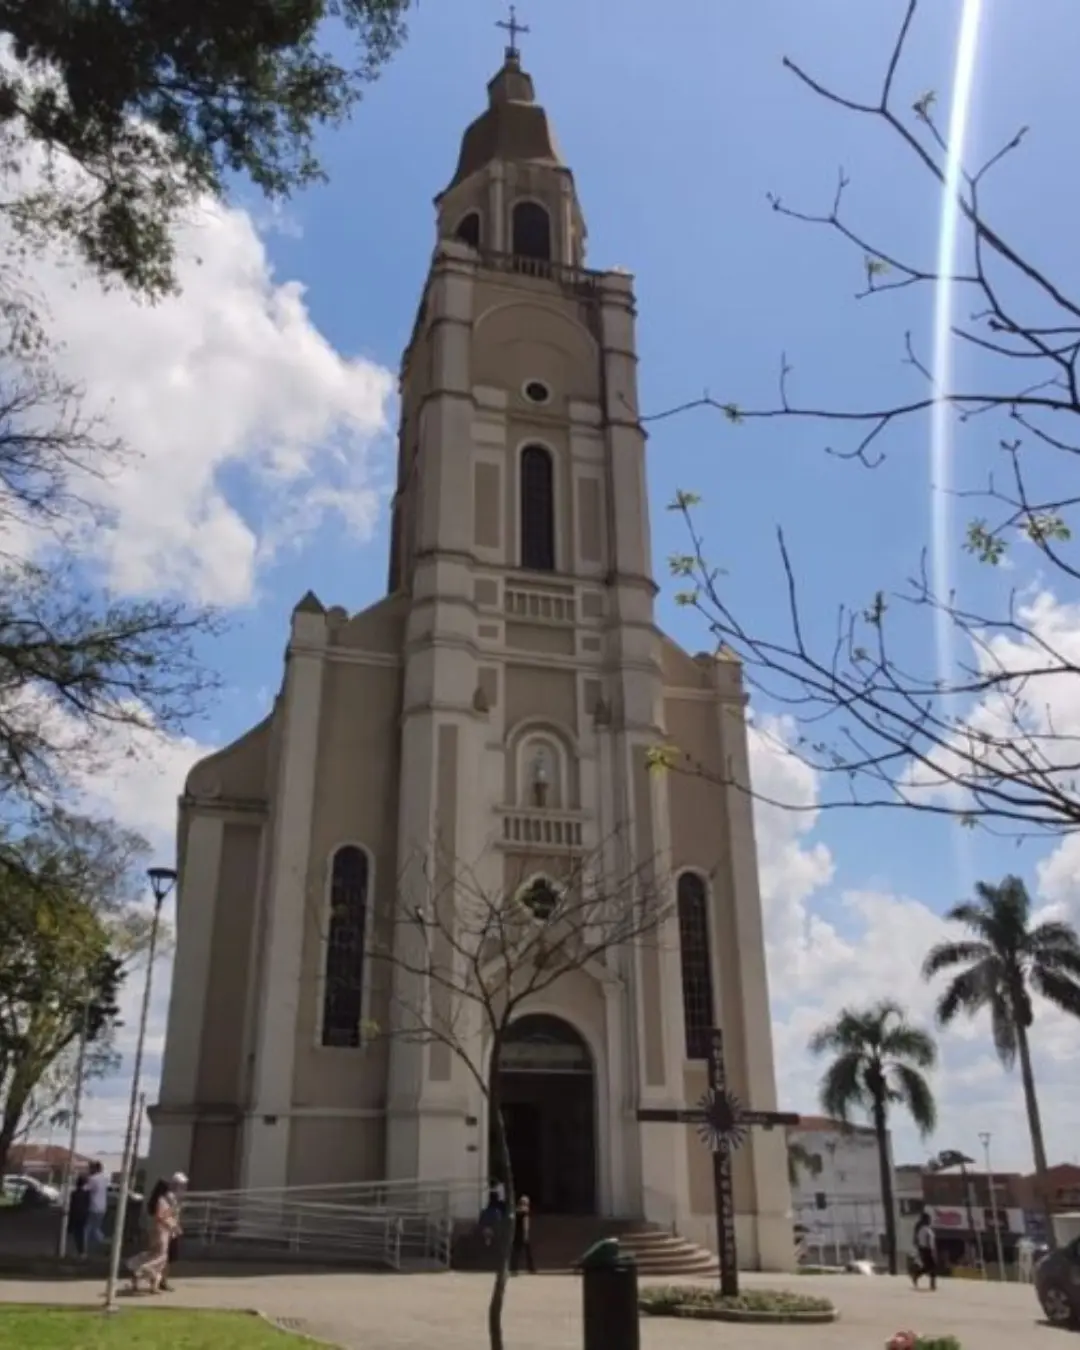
636, 1027, 800, 1298
694, 1086, 750, 1152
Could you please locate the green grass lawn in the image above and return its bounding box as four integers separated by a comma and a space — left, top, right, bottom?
0, 1308, 306, 1348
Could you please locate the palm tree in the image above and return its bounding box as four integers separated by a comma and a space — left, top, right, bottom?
787, 1138, 822, 1190
809, 1000, 937, 1275
922, 875, 1080, 1247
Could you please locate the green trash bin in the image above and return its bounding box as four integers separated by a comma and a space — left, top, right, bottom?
577, 1238, 639, 1350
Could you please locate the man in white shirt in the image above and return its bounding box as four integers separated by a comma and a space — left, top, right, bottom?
84, 1161, 109, 1251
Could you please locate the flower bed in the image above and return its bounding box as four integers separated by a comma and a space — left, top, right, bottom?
887, 1334, 963, 1350
638, 1285, 838, 1324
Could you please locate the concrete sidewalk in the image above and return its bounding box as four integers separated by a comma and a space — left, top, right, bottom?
0, 1268, 1057, 1348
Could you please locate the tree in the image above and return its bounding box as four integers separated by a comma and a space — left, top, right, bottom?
365, 836, 668, 1350
658, 0, 1080, 842
922, 875, 1080, 1246
14, 1034, 119, 1145
0, 0, 412, 296
0, 812, 151, 1174
0, 288, 219, 836
809, 1000, 937, 1275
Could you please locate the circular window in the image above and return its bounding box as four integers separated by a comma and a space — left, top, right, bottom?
520, 878, 560, 921
524, 380, 551, 405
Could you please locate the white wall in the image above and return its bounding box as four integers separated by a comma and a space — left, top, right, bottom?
790, 1126, 896, 1261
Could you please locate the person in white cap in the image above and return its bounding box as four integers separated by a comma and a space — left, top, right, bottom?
161, 1173, 188, 1292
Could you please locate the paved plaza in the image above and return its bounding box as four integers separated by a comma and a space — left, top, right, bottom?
0, 1268, 1066, 1348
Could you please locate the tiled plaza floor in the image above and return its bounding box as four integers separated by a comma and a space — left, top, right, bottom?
0, 1268, 1064, 1348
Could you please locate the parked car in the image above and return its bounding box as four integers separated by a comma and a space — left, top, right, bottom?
2, 1175, 60, 1207
1034, 1236, 1080, 1327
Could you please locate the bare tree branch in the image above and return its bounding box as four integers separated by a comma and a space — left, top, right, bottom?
649, 2, 1080, 844
308, 834, 672, 1350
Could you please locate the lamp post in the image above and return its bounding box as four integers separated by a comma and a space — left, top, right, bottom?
929, 1149, 985, 1277
978, 1131, 1007, 1281
103, 866, 176, 1313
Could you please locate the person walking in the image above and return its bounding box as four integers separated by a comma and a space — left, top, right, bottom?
911, 1213, 938, 1291
84, 1162, 109, 1251
127, 1180, 180, 1294
478, 1177, 508, 1247
161, 1172, 187, 1292
66, 1176, 91, 1260
510, 1195, 536, 1275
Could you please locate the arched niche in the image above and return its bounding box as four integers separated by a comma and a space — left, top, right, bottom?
506, 721, 579, 810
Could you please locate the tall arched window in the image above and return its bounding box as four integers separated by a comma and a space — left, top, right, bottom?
677, 872, 715, 1060
456, 211, 481, 249
321, 845, 370, 1048
520, 445, 555, 571
512, 201, 552, 261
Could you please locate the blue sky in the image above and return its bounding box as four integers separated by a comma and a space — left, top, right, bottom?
24, 1, 1080, 1174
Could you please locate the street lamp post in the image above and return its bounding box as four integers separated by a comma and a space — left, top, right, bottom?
929, 1150, 985, 1278
978, 1131, 1008, 1281
103, 866, 176, 1313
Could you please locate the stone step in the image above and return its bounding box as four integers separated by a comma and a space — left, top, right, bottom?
452, 1216, 720, 1278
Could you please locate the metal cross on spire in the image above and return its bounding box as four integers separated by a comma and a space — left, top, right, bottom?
497, 4, 529, 58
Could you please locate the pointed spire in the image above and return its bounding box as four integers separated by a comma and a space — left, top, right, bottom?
294, 589, 325, 615
444, 27, 561, 192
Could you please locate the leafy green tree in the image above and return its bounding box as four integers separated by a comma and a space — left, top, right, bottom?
0, 0, 412, 295
809, 1000, 937, 1275
923, 875, 1080, 1246
0, 813, 150, 1173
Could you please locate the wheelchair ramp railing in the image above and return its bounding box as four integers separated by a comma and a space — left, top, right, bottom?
179, 1177, 481, 1271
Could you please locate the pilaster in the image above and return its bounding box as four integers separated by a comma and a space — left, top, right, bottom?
239, 606, 327, 1191
157, 815, 224, 1098
598, 272, 651, 586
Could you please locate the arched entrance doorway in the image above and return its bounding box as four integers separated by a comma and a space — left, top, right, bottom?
491, 1014, 597, 1215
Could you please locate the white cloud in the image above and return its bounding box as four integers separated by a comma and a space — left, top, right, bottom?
5, 153, 394, 607
902, 587, 1080, 835
748, 712, 1080, 1175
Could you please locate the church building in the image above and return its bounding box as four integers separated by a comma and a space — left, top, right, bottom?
148, 35, 794, 1271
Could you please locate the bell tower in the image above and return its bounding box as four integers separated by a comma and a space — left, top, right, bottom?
383, 22, 691, 1231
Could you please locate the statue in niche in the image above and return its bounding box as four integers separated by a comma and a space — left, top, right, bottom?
530, 747, 552, 809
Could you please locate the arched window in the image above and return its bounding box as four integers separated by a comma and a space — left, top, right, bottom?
321, 845, 370, 1048
520, 445, 555, 571
512, 201, 552, 261
677, 872, 715, 1060
455, 211, 481, 249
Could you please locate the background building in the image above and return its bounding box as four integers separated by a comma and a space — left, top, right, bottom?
789, 1117, 894, 1264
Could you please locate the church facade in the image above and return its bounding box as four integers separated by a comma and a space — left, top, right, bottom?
148, 45, 794, 1271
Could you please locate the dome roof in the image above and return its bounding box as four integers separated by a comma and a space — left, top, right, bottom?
445, 53, 564, 192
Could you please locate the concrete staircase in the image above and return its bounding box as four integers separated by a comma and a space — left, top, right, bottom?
452, 1214, 719, 1278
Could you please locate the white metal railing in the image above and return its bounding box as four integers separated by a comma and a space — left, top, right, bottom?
180, 1178, 481, 1271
